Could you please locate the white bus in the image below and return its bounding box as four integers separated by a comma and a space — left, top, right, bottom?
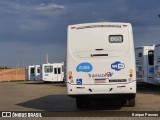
154, 44, 160, 84
135, 45, 157, 85
26, 65, 35, 80
67, 22, 136, 108
34, 65, 41, 81
41, 63, 64, 82
25, 66, 28, 80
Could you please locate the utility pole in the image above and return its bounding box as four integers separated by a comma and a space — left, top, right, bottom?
46, 54, 48, 64
16, 65, 17, 80
22, 61, 25, 68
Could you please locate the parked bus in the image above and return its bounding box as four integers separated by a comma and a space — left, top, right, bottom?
25, 66, 28, 80
154, 44, 160, 84
41, 63, 64, 82
26, 65, 35, 80
67, 22, 136, 108
135, 45, 157, 85
34, 65, 41, 81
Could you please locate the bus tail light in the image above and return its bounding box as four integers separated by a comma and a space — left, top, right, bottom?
68, 71, 73, 80
129, 69, 133, 81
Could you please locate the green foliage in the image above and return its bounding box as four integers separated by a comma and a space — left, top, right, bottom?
0, 66, 11, 69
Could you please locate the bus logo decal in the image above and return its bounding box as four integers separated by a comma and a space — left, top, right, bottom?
106, 72, 113, 77
76, 62, 93, 72
88, 72, 113, 78
111, 61, 125, 71
45, 74, 49, 76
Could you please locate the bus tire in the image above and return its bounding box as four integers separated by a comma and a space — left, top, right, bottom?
127, 97, 135, 107
126, 94, 136, 107
121, 94, 135, 107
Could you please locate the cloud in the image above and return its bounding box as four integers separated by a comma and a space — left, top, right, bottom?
0, 1, 65, 16
36, 3, 64, 11
0, 0, 160, 67
19, 20, 48, 31
0, 1, 66, 45
133, 25, 160, 46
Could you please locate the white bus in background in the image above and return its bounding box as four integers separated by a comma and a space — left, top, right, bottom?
34, 65, 41, 81
67, 22, 136, 108
25, 66, 29, 80
154, 44, 160, 84
41, 63, 64, 82
26, 65, 35, 80
135, 45, 157, 85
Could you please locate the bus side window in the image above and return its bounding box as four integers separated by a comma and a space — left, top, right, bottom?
31, 68, 35, 74
54, 68, 57, 74
58, 68, 61, 74
148, 50, 154, 65
139, 53, 142, 57
45, 66, 53, 73
37, 68, 40, 73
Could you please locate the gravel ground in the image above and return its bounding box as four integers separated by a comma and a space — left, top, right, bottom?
0, 81, 159, 120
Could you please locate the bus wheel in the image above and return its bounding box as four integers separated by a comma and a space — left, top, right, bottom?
127, 97, 135, 107
126, 94, 135, 107
121, 94, 135, 107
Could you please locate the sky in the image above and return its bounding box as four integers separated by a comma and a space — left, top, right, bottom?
0, 0, 160, 68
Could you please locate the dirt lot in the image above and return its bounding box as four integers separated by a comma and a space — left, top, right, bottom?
0, 81, 159, 119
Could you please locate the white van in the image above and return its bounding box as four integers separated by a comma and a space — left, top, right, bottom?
34, 65, 41, 81
67, 22, 136, 108
154, 44, 160, 84
135, 46, 157, 85
41, 63, 64, 82
26, 65, 35, 80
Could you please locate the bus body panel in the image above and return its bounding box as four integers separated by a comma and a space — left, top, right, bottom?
25, 66, 28, 80
28, 65, 35, 80
34, 65, 41, 81
135, 46, 157, 85
67, 22, 136, 96
154, 44, 160, 84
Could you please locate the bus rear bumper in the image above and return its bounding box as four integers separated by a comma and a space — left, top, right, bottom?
67, 80, 136, 96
